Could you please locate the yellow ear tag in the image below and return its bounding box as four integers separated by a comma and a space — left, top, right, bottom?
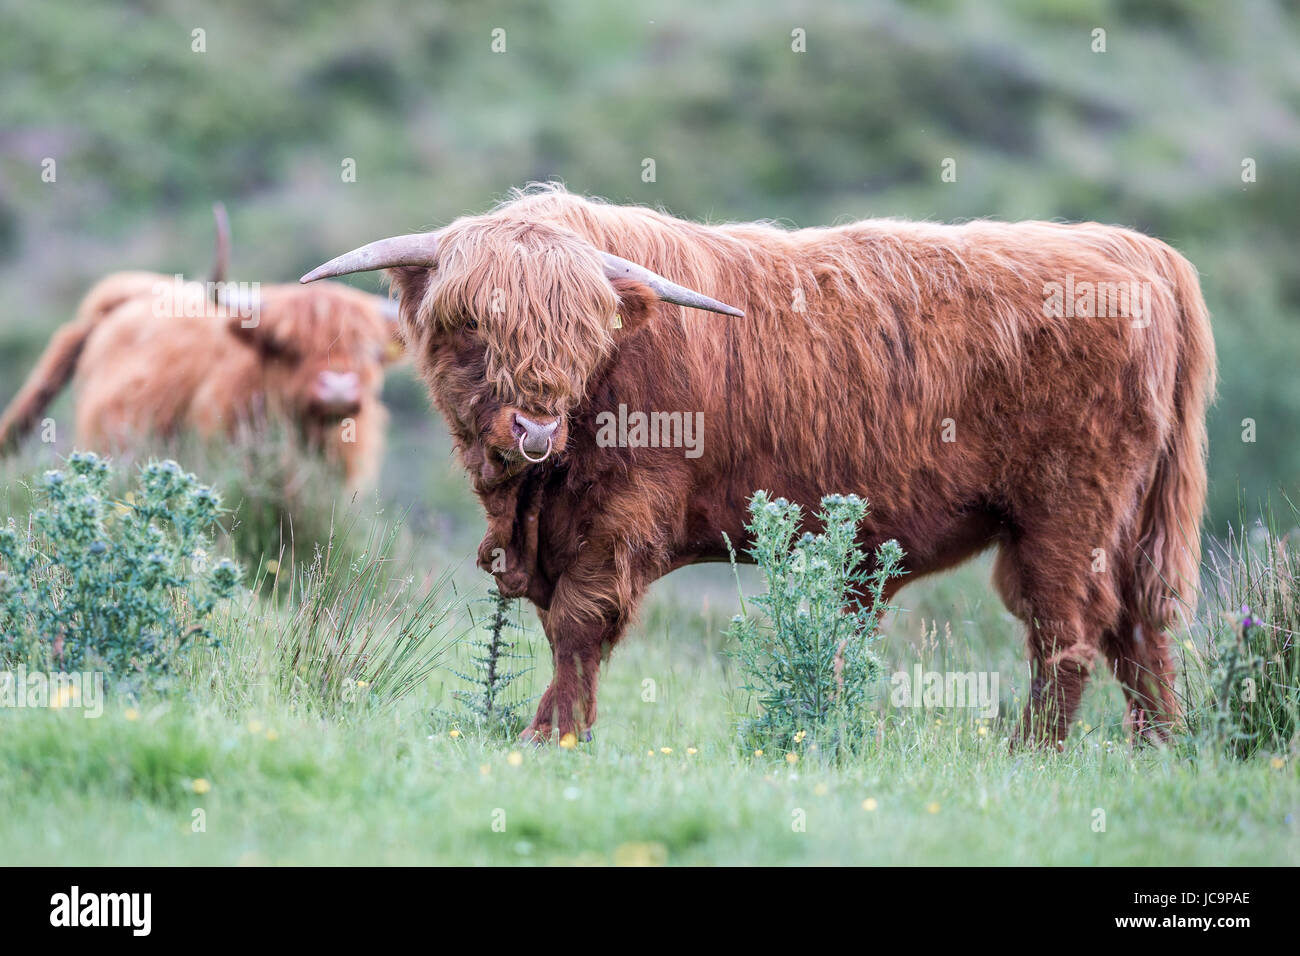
383, 340, 404, 361
611, 312, 623, 329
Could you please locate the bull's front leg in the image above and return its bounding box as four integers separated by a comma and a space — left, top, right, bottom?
475, 482, 541, 598
520, 554, 646, 744
521, 610, 609, 744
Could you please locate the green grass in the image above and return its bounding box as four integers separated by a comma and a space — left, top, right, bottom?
1, 539, 1296, 865
0, 377, 1296, 865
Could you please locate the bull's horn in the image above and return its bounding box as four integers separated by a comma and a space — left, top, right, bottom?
300, 232, 442, 283
600, 253, 743, 317
209, 202, 231, 293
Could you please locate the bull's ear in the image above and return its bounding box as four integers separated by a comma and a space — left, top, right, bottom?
386, 266, 429, 326
609, 278, 658, 333
381, 323, 407, 364
224, 313, 295, 359
225, 313, 261, 349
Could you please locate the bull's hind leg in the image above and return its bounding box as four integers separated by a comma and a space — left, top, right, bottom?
994, 528, 1121, 749
1102, 612, 1179, 744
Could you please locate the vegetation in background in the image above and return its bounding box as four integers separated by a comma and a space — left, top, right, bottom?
448, 586, 534, 738
0, 453, 240, 682
1, 0, 1297, 530
199, 423, 352, 578
256, 518, 458, 717
727, 492, 905, 758
1187, 502, 1300, 758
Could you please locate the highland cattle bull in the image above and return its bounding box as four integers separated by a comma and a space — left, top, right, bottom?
302, 185, 1215, 746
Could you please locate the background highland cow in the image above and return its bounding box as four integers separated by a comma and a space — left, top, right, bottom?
0, 255, 404, 490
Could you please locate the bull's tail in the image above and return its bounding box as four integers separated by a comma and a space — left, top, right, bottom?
0, 308, 102, 454
0, 280, 133, 455
0, 205, 231, 455
1134, 247, 1217, 628
0, 267, 163, 453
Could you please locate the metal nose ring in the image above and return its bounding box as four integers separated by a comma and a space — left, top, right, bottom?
518, 432, 553, 463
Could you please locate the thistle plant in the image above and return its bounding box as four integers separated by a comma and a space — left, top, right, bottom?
727, 491, 904, 759
1187, 506, 1300, 758
450, 586, 533, 737
0, 453, 240, 680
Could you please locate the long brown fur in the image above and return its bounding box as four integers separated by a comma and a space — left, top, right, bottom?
384, 184, 1215, 746
0, 278, 402, 489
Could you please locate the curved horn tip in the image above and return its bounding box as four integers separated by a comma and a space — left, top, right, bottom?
299, 264, 337, 284
299, 231, 442, 285
599, 251, 743, 317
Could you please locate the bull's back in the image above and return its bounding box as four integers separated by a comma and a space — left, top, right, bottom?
74, 302, 250, 447
651, 219, 1205, 559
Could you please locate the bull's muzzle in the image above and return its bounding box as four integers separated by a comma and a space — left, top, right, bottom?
513, 412, 558, 463
310, 370, 363, 417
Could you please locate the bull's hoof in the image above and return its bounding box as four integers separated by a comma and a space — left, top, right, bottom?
519, 724, 552, 746
517, 726, 594, 746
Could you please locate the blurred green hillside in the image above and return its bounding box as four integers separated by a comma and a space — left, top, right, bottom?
1, 0, 1298, 529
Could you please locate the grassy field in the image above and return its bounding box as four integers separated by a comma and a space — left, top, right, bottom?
1, 587, 1294, 865
0, 416, 1295, 866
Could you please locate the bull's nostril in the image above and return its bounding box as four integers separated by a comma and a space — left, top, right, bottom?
512, 413, 559, 457
514, 413, 558, 438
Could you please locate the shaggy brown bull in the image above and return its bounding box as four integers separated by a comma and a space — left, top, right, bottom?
0, 269, 403, 490
303, 185, 1215, 747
